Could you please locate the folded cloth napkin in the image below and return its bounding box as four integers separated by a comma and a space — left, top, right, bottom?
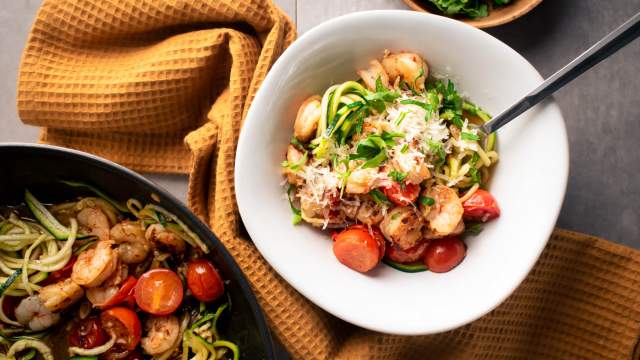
17, 1, 640, 359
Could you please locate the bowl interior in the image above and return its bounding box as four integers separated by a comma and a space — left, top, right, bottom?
236, 11, 568, 335
0, 144, 274, 359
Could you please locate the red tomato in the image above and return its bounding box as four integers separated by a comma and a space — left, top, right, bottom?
1, 296, 21, 321
186, 259, 225, 302
42, 256, 77, 285
134, 269, 183, 315
332, 225, 383, 272
100, 307, 141, 351
98, 276, 137, 309
68, 316, 109, 349
424, 237, 466, 273
385, 241, 429, 264
383, 182, 420, 206
462, 189, 500, 223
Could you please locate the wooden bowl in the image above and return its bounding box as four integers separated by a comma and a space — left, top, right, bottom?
403, 0, 542, 29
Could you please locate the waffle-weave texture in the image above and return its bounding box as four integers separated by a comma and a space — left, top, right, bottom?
17, 1, 640, 359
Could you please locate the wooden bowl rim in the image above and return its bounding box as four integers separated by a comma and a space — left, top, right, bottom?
403, 0, 543, 29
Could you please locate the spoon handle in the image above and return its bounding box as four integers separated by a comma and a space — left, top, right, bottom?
482, 12, 640, 134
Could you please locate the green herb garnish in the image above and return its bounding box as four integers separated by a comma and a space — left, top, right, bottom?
400, 143, 409, 153
461, 132, 480, 141
389, 170, 408, 183
350, 131, 405, 169
281, 151, 308, 172
426, 139, 446, 166
419, 196, 435, 206
395, 111, 408, 126
465, 222, 483, 235
369, 189, 391, 205
286, 184, 302, 225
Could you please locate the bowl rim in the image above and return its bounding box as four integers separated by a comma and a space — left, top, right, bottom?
237, 10, 569, 335
1, 142, 276, 359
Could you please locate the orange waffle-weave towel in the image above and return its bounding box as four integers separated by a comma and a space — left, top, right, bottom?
17, 1, 640, 359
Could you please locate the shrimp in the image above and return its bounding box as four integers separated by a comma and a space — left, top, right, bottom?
345, 168, 379, 194
379, 206, 424, 250
15, 295, 60, 331
145, 224, 186, 254
38, 278, 84, 312
420, 185, 464, 236
77, 207, 110, 242
141, 315, 180, 355
424, 220, 465, 240
391, 157, 431, 185
355, 196, 385, 225
382, 52, 429, 91
283, 144, 307, 186
71, 240, 118, 287
294, 96, 321, 142
85, 263, 128, 307
357, 59, 389, 91
110, 221, 151, 264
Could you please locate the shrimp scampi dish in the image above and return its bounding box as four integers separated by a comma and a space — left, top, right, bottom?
0, 185, 237, 359
283, 51, 501, 274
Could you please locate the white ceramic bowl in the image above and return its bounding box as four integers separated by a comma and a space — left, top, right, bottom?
236, 10, 568, 335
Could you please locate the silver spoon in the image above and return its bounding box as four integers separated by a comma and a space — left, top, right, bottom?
482, 11, 640, 134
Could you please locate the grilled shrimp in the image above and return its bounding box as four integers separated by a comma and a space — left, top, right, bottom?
77, 207, 111, 242
356, 196, 385, 225
294, 96, 321, 142
145, 224, 186, 254
424, 219, 465, 240
346, 168, 379, 194
38, 278, 84, 312
85, 263, 128, 307
419, 185, 464, 236
71, 240, 118, 287
141, 315, 180, 355
110, 221, 151, 264
283, 144, 307, 186
15, 295, 60, 331
391, 157, 431, 185
358, 59, 389, 91
379, 206, 424, 250
382, 52, 429, 91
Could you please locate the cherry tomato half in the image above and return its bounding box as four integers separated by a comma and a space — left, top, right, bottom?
100, 307, 141, 351
385, 241, 429, 264
424, 237, 466, 273
42, 256, 77, 285
94, 276, 137, 309
383, 182, 420, 206
68, 316, 109, 349
462, 189, 500, 223
134, 269, 183, 315
332, 225, 384, 272
186, 259, 224, 303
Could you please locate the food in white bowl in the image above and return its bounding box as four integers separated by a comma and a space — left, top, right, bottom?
282, 51, 501, 274
235, 10, 568, 335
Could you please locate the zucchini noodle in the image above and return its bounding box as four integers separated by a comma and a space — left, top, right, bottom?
68, 336, 115, 356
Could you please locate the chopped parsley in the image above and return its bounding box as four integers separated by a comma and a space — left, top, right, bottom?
287, 184, 302, 225
389, 170, 408, 183
461, 132, 480, 141
369, 189, 391, 205
375, 76, 388, 92
349, 131, 404, 169
419, 196, 435, 206
426, 139, 446, 166
469, 167, 481, 183
464, 222, 483, 235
